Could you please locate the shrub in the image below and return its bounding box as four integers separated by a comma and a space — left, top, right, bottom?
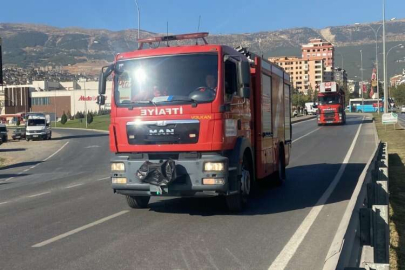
61, 112, 68, 125
87, 112, 93, 125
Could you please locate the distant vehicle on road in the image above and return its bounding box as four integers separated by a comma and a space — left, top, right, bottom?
12, 127, 26, 140
0, 124, 8, 142
348, 98, 383, 113
401, 105, 405, 114
305, 102, 318, 115
317, 82, 346, 125
25, 113, 52, 141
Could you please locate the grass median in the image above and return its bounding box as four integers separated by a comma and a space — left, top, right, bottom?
55, 114, 110, 131
374, 114, 405, 270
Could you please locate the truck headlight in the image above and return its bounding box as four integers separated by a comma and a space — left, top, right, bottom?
204, 162, 225, 171
111, 162, 125, 172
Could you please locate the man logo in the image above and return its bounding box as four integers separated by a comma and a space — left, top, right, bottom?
149, 129, 175, 135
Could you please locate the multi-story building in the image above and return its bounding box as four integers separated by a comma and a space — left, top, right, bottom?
270, 38, 334, 94
334, 67, 348, 91
269, 56, 324, 94
301, 38, 334, 68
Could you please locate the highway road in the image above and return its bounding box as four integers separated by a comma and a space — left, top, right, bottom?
0, 114, 378, 270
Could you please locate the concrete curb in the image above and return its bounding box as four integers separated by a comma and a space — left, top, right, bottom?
53, 127, 109, 134
323, 141, 390, 270
291, 115, 316, 124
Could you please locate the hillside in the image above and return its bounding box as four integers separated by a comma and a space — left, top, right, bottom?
1, 19, 405, 79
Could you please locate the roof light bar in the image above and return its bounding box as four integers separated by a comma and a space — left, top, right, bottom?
137, 32, 209, 49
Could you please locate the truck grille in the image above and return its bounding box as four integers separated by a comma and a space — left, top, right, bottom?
126, 120, 200, 145
323, 111, 335, 119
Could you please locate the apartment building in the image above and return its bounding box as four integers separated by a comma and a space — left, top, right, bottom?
301, 38, 334, 68
269, 56, 324, 94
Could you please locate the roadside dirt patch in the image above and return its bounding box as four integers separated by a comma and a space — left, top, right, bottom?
0, 131, 66, 167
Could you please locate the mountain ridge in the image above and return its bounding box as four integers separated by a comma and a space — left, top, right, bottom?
1, 19, 405, 79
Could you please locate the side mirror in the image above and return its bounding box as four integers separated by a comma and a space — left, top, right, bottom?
97, 95, 106, 106
238, 61, 251, 98
98, 64, 114, 95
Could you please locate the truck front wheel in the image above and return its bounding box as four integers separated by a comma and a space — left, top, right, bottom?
275, 146, 286, 185
126, 196, 150, 209
226, 154, 252, 212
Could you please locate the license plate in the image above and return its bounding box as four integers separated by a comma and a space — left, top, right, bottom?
33, 135, 38, 137
327, 121, 333, 123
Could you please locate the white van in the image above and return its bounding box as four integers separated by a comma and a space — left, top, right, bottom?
305, 102, 318, 115
25, 113, 52, 141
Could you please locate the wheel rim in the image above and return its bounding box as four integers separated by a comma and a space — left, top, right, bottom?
241, 166, 251, 196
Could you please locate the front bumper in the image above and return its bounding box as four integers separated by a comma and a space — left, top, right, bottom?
26, 133, 47, 140
111, 154, 234, 197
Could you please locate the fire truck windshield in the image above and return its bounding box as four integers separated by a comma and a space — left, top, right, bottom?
318, 95, 340, 105
114, 54, 218, 106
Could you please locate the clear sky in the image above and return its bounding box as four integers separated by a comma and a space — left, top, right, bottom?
1, 0, 404, 34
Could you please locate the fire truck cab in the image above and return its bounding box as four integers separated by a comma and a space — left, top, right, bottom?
98, 33, 292, 211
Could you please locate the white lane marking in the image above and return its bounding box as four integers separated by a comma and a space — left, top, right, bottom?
85, 145, 100, 148
65, 183, 84, 189
32, 210, 129, 248
0, 201, 9, 205
268, 117, 364, 270
292, 117, 316, 125
96, 177, 110, 181
43, 141, 69, 161
292, 127, 321, 144
3, 177, 14, 182
27, 191, 51, 198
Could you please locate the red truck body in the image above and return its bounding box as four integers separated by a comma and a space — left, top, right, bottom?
98, 33, 292, 211
317, 82, 346, 125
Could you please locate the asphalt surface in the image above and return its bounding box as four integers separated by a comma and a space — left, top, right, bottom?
0, 114, 378, 270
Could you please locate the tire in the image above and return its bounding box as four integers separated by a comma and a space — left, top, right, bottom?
275, 146, 286, 185
226, 154, 252, 212
126, 195, 150, 209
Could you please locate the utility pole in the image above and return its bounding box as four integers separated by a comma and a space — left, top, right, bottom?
382, 0, 388, 113
135, 0, 140, 39
360, 50, 364, 108
84, 80, 87, 128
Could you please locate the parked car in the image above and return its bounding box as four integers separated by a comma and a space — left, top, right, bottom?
0, 124, 8, 143
401, 105, 405, 114
12, 128, 26, 140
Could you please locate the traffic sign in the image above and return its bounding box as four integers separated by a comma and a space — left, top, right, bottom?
382, 113, 398, 124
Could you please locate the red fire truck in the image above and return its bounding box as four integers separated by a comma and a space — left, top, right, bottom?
317, 82, 346, 125
98, 33, 292, 211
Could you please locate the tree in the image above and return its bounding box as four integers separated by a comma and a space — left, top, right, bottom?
391, 84, 405, 106
87, 112, 93, 125
16, 119, 21, 126
66, 110, 72, 120
61, 112, 68, 125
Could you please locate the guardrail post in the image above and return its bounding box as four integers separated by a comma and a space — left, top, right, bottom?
359, 208, 372, 245
372, 205, 389, 263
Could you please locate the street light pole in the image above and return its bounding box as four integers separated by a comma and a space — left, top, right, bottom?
360, 50, 364, 108
84, 80, 87, 129
382, 0, 388, 113
135, 0, 140, 40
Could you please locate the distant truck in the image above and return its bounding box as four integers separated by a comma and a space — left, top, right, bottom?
25, 113, 52, 141
317, 82, 346, 125
305, 102, 318, 115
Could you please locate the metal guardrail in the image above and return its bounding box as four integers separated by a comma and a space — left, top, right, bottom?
323, 142, 390, 270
